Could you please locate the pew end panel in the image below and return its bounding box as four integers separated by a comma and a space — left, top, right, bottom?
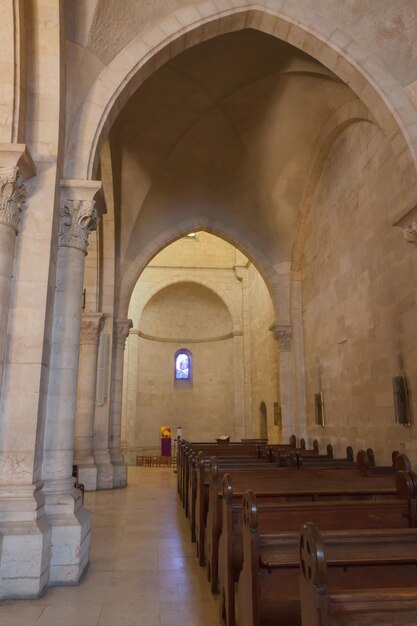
299, 522, 417, 626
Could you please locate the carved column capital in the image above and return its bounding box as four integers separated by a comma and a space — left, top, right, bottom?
403, 222, 417, 244
0, 166, 26, 232
59, 179, 102, 254
58, 199, 99, 253
80, 312, 104, 344
269, 323, 292, 352
0, 144, 36, 233
113, 319, 133, 350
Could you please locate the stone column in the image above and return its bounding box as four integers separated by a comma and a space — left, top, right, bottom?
42, 179, 101, 584
109, 318, 132, 487
0, 146, 35, 392
74, 312, 104, 491
0, 145, 47, 600
270, 323, 295, 441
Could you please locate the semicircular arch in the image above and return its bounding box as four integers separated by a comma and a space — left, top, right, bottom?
131, 277, 241, 333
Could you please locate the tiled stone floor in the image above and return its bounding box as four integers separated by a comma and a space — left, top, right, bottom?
0, 467, 219, 626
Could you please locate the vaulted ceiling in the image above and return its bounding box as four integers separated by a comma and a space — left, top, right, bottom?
108, 29, 360, 273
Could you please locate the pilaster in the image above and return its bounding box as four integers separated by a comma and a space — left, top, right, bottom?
270, 322, 295, 441
74, 312, 104, 491
109, 318, 132, 488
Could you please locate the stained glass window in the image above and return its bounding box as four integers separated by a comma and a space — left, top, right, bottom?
175, 350, 191, 380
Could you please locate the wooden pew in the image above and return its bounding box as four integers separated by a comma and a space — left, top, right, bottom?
179, 441, 266, 507
198, 458, 297, 568
184, 445, 265, 519
178, 435, 298, 501
293, 446, 354, 470
219, 467, 410, 626
189, 453, 272, 544
236, 475, 417, 626
193, 438, 320, 543
357, 449, 407, 475
207, 462, 398, 596
299, 522, 417, 626
191, 440, 303, 556
267, 438, 319, 462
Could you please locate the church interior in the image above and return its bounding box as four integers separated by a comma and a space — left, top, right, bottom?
1, 1, 417, 624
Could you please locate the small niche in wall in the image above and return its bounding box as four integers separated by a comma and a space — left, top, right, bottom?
314, 391, 325, 427
273, 402, 282, 428
393, 374, 411, 426
259, 402, 268, 439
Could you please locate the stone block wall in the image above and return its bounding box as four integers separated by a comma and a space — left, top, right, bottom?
302, 121, 417, 463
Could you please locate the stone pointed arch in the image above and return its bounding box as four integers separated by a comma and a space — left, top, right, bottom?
65, 1, 417, 219
291, 99, 376, 271
117, 217, 279, 321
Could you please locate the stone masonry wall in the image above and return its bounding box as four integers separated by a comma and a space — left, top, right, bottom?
302, 121, 417, 463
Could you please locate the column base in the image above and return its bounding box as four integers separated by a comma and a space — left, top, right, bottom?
77, 464, 98, 492
43, 479, 91, 585
110, 451, 127, 488
112, 462, 127, 488
94, 450, 114, 490
0, 483, 51, 600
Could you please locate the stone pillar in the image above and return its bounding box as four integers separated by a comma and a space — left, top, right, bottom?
109, 318, 132, 487
270, 323, 294, 441
42, 179, 101, 584
74, 312, 104, 491
0, 145, 48, 600
0, 146, 35, 392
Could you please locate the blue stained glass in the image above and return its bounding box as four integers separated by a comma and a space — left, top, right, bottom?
175, 353, 190, 379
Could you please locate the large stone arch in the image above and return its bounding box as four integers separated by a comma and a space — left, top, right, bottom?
117, 217, 280, 321
130, 276, 242, 334
66, 1, 417, 218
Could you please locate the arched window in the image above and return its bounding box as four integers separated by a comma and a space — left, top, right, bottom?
175, 349, 192, 381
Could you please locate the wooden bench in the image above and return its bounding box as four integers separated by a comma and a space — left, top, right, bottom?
189, 454, 273, 543
177, 436, 298, 502
357, 449, 407, 476
299, 522, 417, 626
218, 467, 410, 626
193, 440, 322, 558
207, 461, 400, 595
267, 437, 317, 462
179, 441, 265, 506
198, 458, 298, 568
192, 442, 319, 552
293, 446, 354, 469
235, 475, 417, 626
